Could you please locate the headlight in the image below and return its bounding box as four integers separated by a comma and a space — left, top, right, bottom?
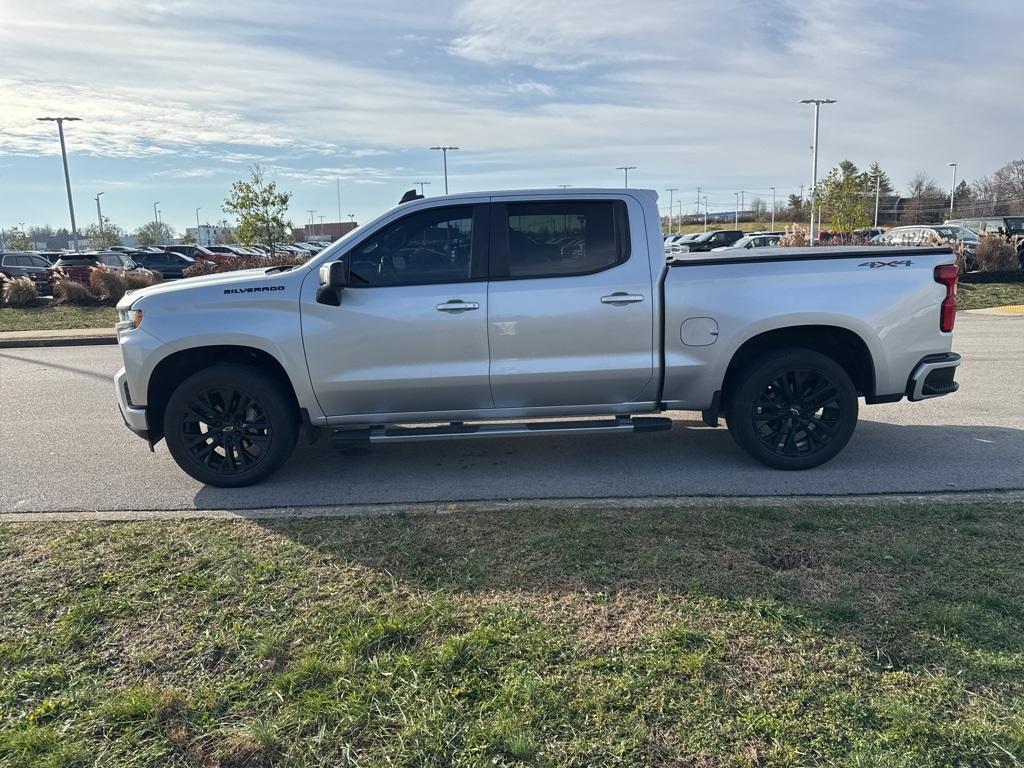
116, 308, 144, 331
676, 245, 690, 253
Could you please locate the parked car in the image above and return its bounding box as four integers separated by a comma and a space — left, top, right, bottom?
872, 225, 978, 271
664, 233, 700, 253
0, 251, 53, 294
204, 245, 257, 258
114, 188, 961, 487
51, 251, 140, 284
158, 244, 230, 265
131, 251, 200, 279
712, 234, 781, 251
675, 230, 745, 252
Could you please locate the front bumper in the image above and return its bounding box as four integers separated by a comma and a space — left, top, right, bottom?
906, 352, 961, 402
115, 366, 150, 440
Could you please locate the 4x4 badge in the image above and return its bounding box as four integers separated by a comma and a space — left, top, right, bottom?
858, 260, 913, 268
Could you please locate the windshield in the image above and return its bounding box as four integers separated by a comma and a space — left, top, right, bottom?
1005, 217, 1024, 234
934, 226, 977, 241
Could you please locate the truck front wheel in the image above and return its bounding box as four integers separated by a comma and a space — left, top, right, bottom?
725, 349, 858, 470
163, 364, 299, 487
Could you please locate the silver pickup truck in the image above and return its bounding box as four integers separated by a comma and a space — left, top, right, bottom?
114, 189, 961, 487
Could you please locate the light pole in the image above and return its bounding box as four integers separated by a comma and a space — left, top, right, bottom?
348, 213, 354, 223
336, 179, 342, 223
37, 116, 81, 249
153, 202, 160, 225
615, 166, 636, 188
734, 193, 739, 226
799, 98, 836, 242
415, 181, 431, 195
665, 188, 678, 234
947, 162, 958, 218
703, 196, 709, 231
739, 190, 745, 221
319, 215, 325, 237
770, 187, 776, 230
872, 173, 882, 228
429, 146, 459, 194
95, 192, 104, 242
195, 208, 202, 245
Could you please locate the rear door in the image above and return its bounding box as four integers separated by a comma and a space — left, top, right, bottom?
486, 197, 655, 408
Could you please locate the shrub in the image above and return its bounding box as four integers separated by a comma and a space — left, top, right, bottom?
88, 265, 129, 304
1, 276, 40, 307
125, 269, 161, 290
53, 277, 100, 306
181, 260, 219, 279
182, 252, 306, 279
778, 225, 809, 247
974, 234, 1020, 272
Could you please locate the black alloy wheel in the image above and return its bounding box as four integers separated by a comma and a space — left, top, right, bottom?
726, 349, 858, 470
751, 369, 842, 458
164, 365, 298, 487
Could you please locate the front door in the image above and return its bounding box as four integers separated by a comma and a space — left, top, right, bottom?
302, 204, 492, 419
486, 197, 655, 408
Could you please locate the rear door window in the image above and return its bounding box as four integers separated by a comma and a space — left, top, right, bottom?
493, 200, 629, 279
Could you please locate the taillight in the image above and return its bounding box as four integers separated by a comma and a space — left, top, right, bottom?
934, 264, 959, 333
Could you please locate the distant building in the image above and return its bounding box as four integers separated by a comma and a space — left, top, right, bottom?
291, 221, 358, 242
185, 224, 236, 245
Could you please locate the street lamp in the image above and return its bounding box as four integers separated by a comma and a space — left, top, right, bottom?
429, 146, 459, 194
195, 208, 202, 245
665, 188, 678, 234
415, 181, 431, 195
799, 98, 836, 242
734, 192, 740, 226
948, 162, 958, 218
703, 196, 709, 232
770, 187, 776, 230
871, 172, 882, 228
94, 192, 104, 242
37, 116, 82, 249
615, 166, 636, 188
153, 202, 160, 226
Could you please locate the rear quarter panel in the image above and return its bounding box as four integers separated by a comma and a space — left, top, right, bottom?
661, 249, 955, 409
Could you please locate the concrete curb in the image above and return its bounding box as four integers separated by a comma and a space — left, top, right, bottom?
964, 305, 1024, 316
0, 328, 116, 348
3, 489, 1022, 524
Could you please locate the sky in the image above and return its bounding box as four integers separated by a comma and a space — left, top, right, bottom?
2, 0, 1023, 234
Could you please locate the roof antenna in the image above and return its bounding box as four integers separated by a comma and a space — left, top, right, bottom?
399, 189, 424, 204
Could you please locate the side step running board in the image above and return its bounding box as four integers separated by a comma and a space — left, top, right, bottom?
332, 416, 671, 446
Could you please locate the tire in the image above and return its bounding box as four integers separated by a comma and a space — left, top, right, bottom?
163, 364, 299, 487
725, 348, 858, 470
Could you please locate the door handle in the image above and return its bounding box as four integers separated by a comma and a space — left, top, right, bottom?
601, 292, 645, 305
436, 300, 480, 312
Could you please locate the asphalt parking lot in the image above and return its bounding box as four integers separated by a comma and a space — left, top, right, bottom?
1, 313, 1021, 515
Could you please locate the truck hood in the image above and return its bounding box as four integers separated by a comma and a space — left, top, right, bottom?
117, 267, 306, 309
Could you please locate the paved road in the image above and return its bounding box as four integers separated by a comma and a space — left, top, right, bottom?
2, 314, 1022, 514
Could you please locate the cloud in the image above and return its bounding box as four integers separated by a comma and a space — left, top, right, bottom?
2, 0, 1023, 227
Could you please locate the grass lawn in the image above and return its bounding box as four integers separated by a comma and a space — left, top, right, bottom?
959, 281, 1024, 310
0, 306, 117, 332
2, 502, 1022, 767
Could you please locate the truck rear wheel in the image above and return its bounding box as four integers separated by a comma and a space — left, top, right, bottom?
725, 348, 858, 470
163, 364, 298, 487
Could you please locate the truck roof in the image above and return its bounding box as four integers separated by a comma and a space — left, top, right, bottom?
399, 188, 659, 204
